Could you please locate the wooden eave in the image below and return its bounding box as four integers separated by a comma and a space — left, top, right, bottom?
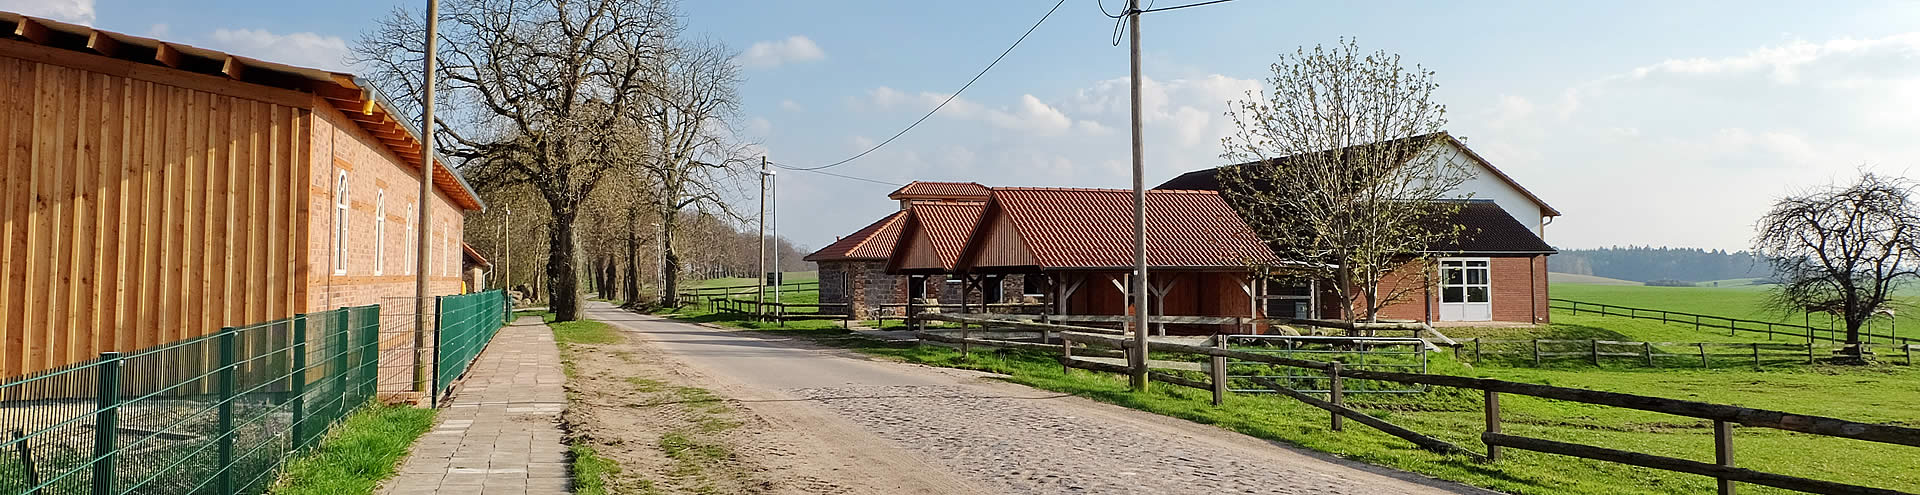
0, 10, 485, 211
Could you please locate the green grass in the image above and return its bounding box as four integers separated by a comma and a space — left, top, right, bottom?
1553, 283, 1920, 340
552, 318, 623, 345
569, 444, 623, 495
270, 405, 438, 495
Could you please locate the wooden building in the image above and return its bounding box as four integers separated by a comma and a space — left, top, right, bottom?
951, 188, 1282, 334
0, 13, 484, 376
1156, 132, 1559, 324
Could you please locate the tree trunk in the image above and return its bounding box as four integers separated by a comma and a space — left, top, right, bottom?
1335, 263, 1356, 322
660, 217, 681, 308
548, 209, 583, 321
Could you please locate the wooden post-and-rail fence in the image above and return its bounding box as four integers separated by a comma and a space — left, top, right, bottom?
1554, 298, 1919, 347
917, 314, 1919, 495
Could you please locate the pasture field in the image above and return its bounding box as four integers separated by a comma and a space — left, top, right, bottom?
1552, 282, 1920, 341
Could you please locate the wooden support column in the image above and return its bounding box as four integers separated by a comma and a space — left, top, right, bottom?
1715, 421, 1736, 495
1484, 390, 1503, 461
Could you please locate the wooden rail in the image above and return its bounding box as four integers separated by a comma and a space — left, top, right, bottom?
1553, 298, 1918, 346
1032, 322, 1920, 495
1456, 338, 1914, 367
709, 297, 852, 327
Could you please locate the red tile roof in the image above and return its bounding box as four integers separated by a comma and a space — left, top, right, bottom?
888, 181, 991, 201
890, 201, 986, 271
965, 188, 1280, 270
803, 210, 908, 262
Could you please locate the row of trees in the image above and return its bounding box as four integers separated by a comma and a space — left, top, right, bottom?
354, 0, 757, 320
1548, 247, 1770, 283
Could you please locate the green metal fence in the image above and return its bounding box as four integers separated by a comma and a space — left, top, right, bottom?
432, 290, 508, 406
0, 304, 380, 495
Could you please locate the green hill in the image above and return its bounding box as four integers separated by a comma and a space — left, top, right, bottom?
1547, 272, 1641, 286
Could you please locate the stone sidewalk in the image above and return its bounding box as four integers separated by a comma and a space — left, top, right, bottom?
379, 316, 571, 495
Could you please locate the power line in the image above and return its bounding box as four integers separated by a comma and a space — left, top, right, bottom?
781, 165, 905, 187
774, 0, 1069, 171
1139, 0, 1236, 13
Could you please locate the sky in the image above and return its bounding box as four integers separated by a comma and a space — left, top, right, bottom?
13, 0, 1920, 254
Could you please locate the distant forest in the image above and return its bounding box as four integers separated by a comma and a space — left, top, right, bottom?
1548, 246, 1771, 283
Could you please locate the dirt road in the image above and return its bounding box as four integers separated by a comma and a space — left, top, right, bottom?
585, 302, 1496, 494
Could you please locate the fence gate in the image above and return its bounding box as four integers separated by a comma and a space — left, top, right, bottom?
1221, 335, 1429, 394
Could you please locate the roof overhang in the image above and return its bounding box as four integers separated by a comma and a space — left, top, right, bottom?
0, 11, 485, 211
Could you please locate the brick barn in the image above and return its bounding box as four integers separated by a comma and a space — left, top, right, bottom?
1157, 132, 1559, 325
806, 181, 989, 318
0, 13, 483, 376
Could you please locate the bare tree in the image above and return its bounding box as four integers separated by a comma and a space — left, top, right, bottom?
355, 0, 676, 321
1219, 39, 1472, 322
631, 38, 750, 307
1755, 171, 1920, 359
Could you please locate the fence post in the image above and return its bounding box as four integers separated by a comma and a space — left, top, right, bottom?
1472, 338, 1481, 363
1808, 342, 1816, 364
217, 326, 237, 495
1699, 343, 1709, 368
1484, 390, 1502, 461
1328, 361, 1344, 432
91, 351, 122, 494
333, 310, 350, 412
1570, 301, 1577, 316
1752, 343, 1760, 367
1694, 315, 1700, 332
1210, 336, 1227, 406
1715, 421, 1736, 495
1062, 336, 1074, 375
1643, 342, 1654, 367
432, 297, 444, 408
1590, 340, 1600, 366
1532, 339, 1541, 367
291, 317, 309, 450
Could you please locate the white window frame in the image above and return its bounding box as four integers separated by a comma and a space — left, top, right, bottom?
333, 171, 350, 275
374, 190, 386, 275
1439, 257, 1493, 321
404, 204, 416, 275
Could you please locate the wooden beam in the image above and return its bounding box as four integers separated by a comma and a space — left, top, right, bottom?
86, 31, 120, 57
1483, 433, 1902, 495
1252, 377, 1482, 459
220, 56, 246, 80
153, 43, 181, 68
12, 17, 48, 44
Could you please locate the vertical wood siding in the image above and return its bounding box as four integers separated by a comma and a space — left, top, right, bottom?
0, 56, 309, 377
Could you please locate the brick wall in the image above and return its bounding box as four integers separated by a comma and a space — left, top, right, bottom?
305, 101, 467, 313
1368, 255, 1549, 324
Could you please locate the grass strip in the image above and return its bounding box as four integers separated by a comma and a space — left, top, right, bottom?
269, 404, 437, 495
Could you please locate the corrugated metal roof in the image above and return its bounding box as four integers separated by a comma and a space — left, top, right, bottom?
908, 202, 986, 270
803, 210, 908, 262
979, 188, 1280, 270
888, 181, 990, 201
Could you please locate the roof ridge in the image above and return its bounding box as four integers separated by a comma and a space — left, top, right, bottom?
994, 187, 1219, 194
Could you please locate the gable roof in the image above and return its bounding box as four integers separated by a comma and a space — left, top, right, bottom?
1430, 201, 1556, 254
1155, 132, 1558, 217
886, 201, 985, 273
0, 11, 484, 211
803, 209, 908, 262
888, 181, 990, 202
958, 188, 1281, 270
462, 243, 492, 267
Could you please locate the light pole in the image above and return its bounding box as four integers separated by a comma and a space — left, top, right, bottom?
757, 158, 771, 320
771, 166, 780, 307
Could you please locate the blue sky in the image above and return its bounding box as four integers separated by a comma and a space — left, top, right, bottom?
15, 0, 1920, 253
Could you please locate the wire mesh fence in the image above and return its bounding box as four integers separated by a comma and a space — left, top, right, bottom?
432, 290, 508, 404
0, 305, 380, 495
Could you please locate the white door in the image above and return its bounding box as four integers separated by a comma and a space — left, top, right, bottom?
1439, 259, 1492, 321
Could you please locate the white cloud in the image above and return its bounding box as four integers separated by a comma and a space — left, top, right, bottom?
0, 0, 93, 24
779, 100, 804, 112
865, 87, 1077, 136
1451, 32, 1920, 251
205, 28, 351, 71
746, 117, 772, 137
737, 36, 825, 69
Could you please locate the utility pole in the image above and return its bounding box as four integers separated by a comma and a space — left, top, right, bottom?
771, 168, 781, 307
1126, 0, 1150, 391
757, 157, 770, 320
412, 0, 441, 395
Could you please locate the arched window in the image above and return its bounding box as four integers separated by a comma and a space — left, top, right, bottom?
374, 190, 387, 275
333, 171, 350, 274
